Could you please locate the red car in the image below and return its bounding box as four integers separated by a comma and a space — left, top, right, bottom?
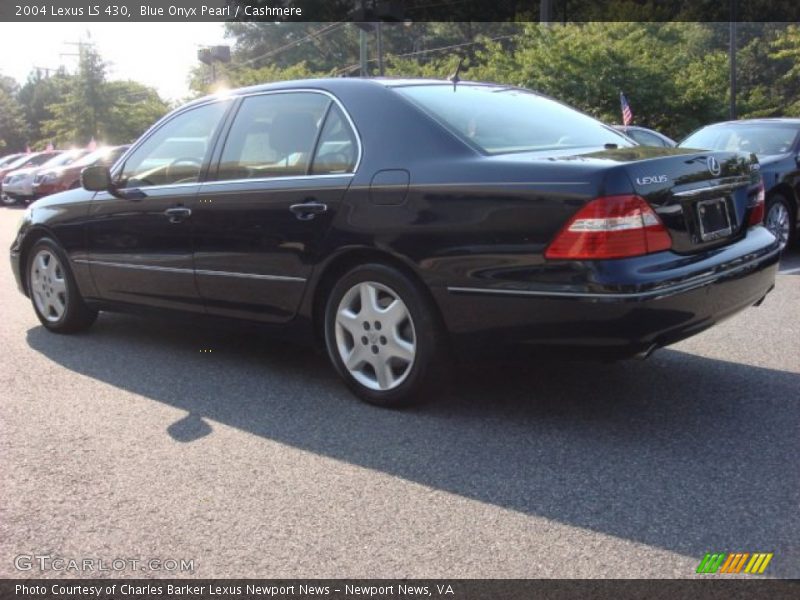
32, 146, 129, 198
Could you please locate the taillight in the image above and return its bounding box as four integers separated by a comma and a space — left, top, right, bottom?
545, 195, 672, 260
747, 179, 765, 226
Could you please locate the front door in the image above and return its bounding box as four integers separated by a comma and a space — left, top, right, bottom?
87, 100, 232, 312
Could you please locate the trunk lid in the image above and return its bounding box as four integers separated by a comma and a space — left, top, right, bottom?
582, 146, 760, 254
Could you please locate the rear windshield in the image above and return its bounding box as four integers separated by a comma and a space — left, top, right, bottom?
680, 123, 800, 157
394, 84, 632, 155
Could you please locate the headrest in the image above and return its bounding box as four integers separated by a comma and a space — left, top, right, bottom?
269, 112, 317, 156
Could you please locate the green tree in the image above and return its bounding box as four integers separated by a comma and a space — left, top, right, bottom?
40, 45, 169, 146
42, 45, 110, 145
17, 68, 72, 147
105, 80, 170, 143
0, 75, 28, 152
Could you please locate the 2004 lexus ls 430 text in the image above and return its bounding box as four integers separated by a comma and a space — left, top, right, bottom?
9, 79, 780, 406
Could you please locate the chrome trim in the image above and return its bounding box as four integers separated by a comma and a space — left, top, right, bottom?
109, 88, 362, 192
75, 259, 305, 282
74, 259, 193, 275
234, 88, 363, 176
673, 178, 751, 198
200, 172, 354, 188
194, 269, 305, 283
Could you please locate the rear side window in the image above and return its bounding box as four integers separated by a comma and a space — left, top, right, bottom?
311, 104, 358, 174
218, 92, 330, 181
395, 84, 631, 155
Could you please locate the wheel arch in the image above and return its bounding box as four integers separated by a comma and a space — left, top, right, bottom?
307, 247, 447, 344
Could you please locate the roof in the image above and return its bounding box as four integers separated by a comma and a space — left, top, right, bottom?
705, 118, 800, 126
184, 77, 507, 110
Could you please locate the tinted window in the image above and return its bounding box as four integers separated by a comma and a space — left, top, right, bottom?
629, 130, 665, 147
311, 104, 358, 174
118, 101, 229, 188
218, 92, 330, 181
395, 84, 632, 155
681, 123, 800, 157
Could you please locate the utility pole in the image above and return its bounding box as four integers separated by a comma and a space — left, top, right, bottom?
377, 21, 384, 76
359, 28, 368, 77
729, 4, 737, 120
540, 0, 555, 24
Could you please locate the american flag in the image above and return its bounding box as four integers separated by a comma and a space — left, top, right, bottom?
620, 92, 633, 126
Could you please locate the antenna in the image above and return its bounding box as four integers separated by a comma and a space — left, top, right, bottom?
449, 56, 464, 91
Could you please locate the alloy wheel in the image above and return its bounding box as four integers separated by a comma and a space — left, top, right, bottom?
765, 200, 791, 251
334, 281, 417, 391
30, 249, 68, 322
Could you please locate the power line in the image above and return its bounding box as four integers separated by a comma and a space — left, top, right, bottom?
334, 33, 521, 76
239, 22, 346, 67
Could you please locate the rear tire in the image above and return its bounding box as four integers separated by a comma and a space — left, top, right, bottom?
765, 193, 795, 251
27, 238, 98, 333
324, 263, 450, 408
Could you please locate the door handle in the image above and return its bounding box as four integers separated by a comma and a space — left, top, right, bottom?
289, 200, 327, 221
164, 206, 192, 223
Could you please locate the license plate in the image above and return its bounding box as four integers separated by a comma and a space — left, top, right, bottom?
696, 197, 732, 242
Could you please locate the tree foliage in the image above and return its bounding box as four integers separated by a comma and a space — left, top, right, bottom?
0, 75, 28, 153
0, 46, 169, 152
193, 22, 800, 142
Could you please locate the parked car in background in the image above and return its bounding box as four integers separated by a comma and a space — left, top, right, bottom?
0, 151, 62, 205
680, 118, 800, 250
0, 153, 25, 169
10, 79, 779, 407
32, 145, 129, 199
613, 125, 677, 147
2, 149, 90, 205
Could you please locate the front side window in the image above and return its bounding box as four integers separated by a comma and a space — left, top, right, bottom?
117, 101, 230, 188
218, 92, 330, 181
395, 84, 632, 155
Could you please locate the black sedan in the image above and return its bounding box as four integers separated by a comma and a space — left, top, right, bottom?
10, 79, 780, 406
680, 118, 800, 251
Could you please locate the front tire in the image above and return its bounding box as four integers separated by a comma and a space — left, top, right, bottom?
765, 193, 795, 251
27, 238, 97, 333
324, 263, 449, 407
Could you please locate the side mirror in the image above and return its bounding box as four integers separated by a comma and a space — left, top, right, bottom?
81, 166, 113, 192
795, 153, 800, 166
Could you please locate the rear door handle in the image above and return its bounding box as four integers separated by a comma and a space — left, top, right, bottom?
164, 206, 192, 223
289, 200, 327, 221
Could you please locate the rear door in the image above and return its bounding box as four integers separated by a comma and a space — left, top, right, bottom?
193, 90, 359, 323
87, 100, 232, 311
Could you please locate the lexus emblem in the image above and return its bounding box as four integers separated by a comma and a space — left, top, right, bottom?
707, 156, 721, 176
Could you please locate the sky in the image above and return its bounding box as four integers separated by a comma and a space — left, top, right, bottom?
0, 22, 229, 101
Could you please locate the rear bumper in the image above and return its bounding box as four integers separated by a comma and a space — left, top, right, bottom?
435, 226, 780, 357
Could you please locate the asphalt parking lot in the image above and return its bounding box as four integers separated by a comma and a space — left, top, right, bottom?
0, 206, 798, 579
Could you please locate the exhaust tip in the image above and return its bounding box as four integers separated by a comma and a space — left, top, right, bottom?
634, 343, 659, 360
